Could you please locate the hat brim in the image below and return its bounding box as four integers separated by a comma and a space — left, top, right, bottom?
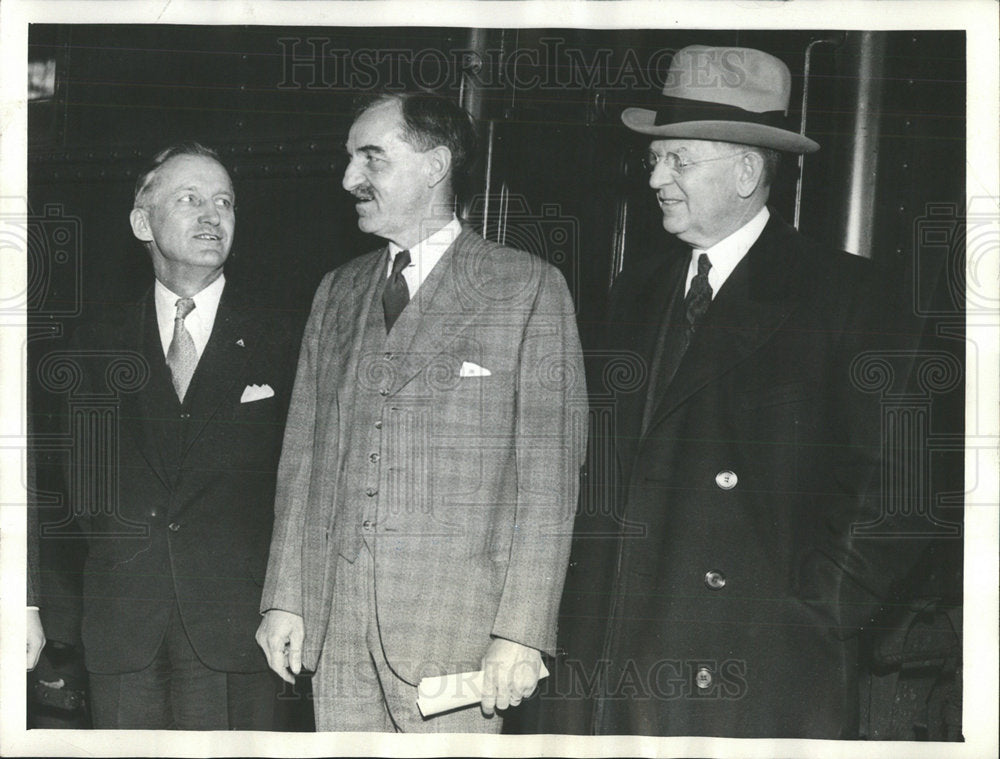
622, 107, 819, 154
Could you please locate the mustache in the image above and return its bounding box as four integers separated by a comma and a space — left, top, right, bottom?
350, 186, 375, 202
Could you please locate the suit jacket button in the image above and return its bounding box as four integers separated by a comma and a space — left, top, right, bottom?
168, 522, 181, 532
695, 667, 713, 689
369, 452, 380, 464
704, 570, 726, 590
362, 519, 375, 531
715, 470, 738, 489
365, 488, 377, 497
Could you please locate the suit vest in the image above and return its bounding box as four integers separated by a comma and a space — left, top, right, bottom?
339, 271, 396, 561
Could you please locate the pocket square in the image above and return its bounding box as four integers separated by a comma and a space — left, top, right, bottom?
459, 361, 491, 378
240, 383, 275, 403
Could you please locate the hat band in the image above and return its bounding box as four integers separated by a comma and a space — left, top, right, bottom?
654, 96, 790, 131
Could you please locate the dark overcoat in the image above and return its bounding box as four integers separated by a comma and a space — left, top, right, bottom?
550, 213, 925, 738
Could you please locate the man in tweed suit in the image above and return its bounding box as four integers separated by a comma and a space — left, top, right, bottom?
256, 92, 586, 732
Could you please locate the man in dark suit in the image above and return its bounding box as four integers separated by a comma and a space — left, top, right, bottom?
47, 143, 297, 729
256, 92, 586, 732
551, 46, 923, 738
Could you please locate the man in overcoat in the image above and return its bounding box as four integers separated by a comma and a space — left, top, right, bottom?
551, 45, 923, 738
256, 92, 586, 732
45, 143, 297, 728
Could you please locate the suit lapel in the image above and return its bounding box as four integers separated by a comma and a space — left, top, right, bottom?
386, 229, 492, 394
337, 248, 392, 404
645, 214, 805, 431
113, 292, 175, 490
177, 284, 251, 460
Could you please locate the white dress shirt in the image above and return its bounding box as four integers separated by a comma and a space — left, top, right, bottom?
154, 274, 226, 359
685, 206, 770, 298
386, 216, 462, 298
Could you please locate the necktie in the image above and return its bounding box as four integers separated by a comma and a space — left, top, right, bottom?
167, 297, 198, 402
684, 252, 713, 332
383, 249, 411, 333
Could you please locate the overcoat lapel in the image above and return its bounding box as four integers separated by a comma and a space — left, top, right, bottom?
613, 255, 687, 470
644, 216, 804, 432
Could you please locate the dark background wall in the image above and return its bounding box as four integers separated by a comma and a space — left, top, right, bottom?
27, 26, 966, 324
25, 25, 966, 734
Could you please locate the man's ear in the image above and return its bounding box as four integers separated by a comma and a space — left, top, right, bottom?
129, 207, 153, 242
735, 151, 765, 199
424, 146, 453, 188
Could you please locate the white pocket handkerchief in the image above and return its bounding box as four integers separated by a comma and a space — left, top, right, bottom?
459, 361, 491, 378
240, 383, 275, 403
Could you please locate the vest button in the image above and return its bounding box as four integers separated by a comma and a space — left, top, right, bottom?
179, 412, 191, 419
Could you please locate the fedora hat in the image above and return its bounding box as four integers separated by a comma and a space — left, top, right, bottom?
622, 45, 819, 154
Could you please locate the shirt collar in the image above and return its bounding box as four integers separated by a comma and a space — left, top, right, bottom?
155, 273, 226, 320
154, 273, 226, 356
387, 216, 461, 286
689, 206, 769, 297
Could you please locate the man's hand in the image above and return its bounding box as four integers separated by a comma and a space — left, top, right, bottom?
255, 610, 305, 684
480, 638, 542, 716
26, 608, 46, 671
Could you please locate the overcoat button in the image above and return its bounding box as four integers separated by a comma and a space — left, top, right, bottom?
695, 667, 713, 689
362, 520, 374, 531
704, 570, 727, 590
715, 470, 738, 489
379, 389, 389, 397
374, 420, 382, 429
168, 522, 181, 532
369, 452, 380, 464
365, 488, 377, 497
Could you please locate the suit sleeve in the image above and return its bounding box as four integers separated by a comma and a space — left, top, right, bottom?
259, 272, 336, 616
490, 264, 588, 655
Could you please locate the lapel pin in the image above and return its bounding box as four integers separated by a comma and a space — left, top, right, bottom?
236, 339, 245, 347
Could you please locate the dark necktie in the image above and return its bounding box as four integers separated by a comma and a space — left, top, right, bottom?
166, 297, 197, 402
383, 249, 411, 333
684, 252, 713, 332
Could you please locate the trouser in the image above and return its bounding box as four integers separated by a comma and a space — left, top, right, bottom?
88, 602, 278, 730
312, 544, 502, 733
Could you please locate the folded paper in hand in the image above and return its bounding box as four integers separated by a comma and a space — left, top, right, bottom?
415, 662, 549, 717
